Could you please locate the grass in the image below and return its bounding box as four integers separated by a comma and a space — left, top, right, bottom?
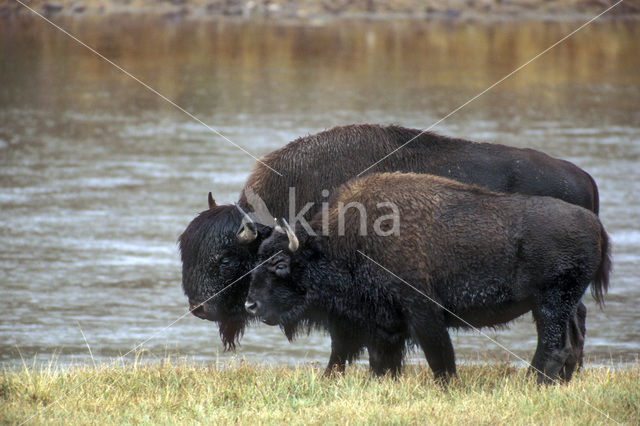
1, 358, 638, 425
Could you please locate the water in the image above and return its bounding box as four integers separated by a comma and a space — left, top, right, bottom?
1, 16, 639, 369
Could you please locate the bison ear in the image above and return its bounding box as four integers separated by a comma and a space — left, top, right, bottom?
208, 192, 217, 209
256, 223, 274, 241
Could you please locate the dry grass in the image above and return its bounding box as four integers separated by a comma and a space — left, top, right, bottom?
1, 359, 638, 425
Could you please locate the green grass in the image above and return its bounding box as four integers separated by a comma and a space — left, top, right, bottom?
1, 359, 638, 425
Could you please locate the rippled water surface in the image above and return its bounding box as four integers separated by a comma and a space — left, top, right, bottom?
1, 16, 639, 369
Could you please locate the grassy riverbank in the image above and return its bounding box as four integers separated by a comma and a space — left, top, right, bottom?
2, 360, 638, 424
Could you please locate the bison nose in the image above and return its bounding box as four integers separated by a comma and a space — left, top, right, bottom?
245, 300, 259, 315
189, 301, 208, 320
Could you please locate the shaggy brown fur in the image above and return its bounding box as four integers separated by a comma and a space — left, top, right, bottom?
247, 172, 611, 383
181, 124, 598, 359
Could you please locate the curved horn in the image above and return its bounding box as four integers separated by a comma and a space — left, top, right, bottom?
280, 218, 299, 253
236, 204, 258, 244
208, 192, 217, 209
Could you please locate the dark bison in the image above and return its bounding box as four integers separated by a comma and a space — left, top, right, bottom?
179, 124, 598, 365
245, 172, 611, 384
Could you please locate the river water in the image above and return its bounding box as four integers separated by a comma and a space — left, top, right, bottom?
1, 16, 638, 369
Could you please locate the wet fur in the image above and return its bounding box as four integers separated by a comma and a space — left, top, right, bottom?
179, 124, 600, 351
248, 173, 611, 383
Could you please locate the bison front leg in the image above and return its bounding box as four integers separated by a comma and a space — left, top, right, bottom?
324, 345, 350, 377
368, 341, 404, 378
409, 319, 456, 384
324, 326, 364, 377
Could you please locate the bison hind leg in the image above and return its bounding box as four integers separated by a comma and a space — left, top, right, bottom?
574, 301, 587, 370
530, 277, 588, 384
558, 302, 587, 382
529, 339, 573, 385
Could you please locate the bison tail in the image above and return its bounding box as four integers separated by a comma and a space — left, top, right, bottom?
588, 171, 600, 215
592, 221, 612, 308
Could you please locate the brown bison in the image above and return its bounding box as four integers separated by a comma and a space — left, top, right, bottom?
245, 172, 611, 383
179, 124, 598, 372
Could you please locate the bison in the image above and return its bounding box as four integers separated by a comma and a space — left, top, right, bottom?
179, 124, 598, 371
245, 172, 611, 384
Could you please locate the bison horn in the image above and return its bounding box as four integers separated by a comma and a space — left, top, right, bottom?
208, 192, 217, 209
236, 204, 258, 244
280, 218, 299, 253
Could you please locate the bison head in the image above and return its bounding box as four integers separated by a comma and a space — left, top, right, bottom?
246, 219, 320, 339
179, 193, 272, 349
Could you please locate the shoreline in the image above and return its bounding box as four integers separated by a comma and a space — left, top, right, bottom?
3, 0, 640, 22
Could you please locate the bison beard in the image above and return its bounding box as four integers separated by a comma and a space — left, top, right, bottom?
218, 318, 247, 351
246, 173, 611, 384
180, 124, 600, 370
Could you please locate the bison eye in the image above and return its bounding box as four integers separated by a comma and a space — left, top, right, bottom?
220, 257, 231, 265
273, 261, 290, 278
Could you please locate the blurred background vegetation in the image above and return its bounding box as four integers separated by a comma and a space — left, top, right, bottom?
3, 0, 640, 20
